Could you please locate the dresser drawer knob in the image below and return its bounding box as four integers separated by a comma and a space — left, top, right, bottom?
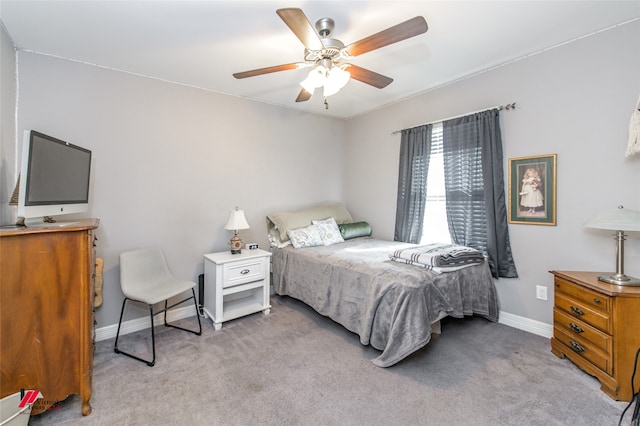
240, 269, 250, 275
570, 306, 585, 316
569, 340, 585, 353
593, 298, 601, 304
569, 323, 584, 334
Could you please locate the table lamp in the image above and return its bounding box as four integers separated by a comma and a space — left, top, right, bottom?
224, 207, 250, 254
584, 205, 640, 286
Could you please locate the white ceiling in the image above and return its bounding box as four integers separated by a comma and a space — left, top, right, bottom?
1, 1, 639, 119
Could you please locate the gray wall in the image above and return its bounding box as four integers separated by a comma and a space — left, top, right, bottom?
13, 52, 346, 328
0, 24, 16, 224
344, 20, 640, 325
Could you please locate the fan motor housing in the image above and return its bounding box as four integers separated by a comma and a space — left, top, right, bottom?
303, 18, 345, 63
315, 17, 334, 37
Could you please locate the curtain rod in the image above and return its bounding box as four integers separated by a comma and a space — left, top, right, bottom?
390, 102, 516, 135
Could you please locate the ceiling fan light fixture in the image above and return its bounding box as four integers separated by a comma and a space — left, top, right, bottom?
323, 66, 350, 97
323, 84, 339, 97
299, 78, 316, 94
331, 66, 350, 86
300, 65, 327, 93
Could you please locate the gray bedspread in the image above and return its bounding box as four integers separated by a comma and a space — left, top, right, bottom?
271, 238, 499, 367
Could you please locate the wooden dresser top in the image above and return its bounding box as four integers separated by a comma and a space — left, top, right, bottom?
0, 218, 99, 237
551, 270, 640, 297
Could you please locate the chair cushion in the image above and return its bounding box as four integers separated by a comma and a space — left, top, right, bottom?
120, 247, 196, 305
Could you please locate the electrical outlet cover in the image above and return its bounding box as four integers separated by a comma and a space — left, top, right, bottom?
536, 285, 547, 300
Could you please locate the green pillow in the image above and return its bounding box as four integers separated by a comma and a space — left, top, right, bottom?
338, 222, 372, 240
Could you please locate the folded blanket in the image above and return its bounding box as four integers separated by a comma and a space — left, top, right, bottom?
389, 243, 485, 272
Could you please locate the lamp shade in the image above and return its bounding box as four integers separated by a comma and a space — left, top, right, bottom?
224, 208, 250, 231
323, 66, 350, 97
300, 66, 326, 94
584, 205, 640, 231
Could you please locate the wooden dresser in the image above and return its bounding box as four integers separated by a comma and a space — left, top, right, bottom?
550, 270, 640, 402
0, 219, 99, 416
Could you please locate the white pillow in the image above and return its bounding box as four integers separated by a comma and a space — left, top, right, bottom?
286, 225, 323, 249
312, 217, 344, 246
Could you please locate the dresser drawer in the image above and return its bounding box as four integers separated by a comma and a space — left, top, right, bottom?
554, 276, 611, 313
223, 260, 266, 288
555, 292, 611, 333
553, 307, 612, 354
554, 326, 612, 374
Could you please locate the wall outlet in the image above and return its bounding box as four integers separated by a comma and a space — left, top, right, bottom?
536, 285, 548, 301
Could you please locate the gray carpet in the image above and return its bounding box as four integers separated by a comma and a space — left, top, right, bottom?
30, 295, 628, 425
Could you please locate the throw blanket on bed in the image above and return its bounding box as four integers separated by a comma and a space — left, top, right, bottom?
389, 243, 485, 272
272, 238, 499, 368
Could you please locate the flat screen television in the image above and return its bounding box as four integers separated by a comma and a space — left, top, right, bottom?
16, 130, 92, 226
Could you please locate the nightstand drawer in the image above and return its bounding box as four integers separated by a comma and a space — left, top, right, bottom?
223, 260, 265, 288
554, 276, 611, 314
554, 326, 611, 374
555, 292, 611, 333
554, 307, 612, 354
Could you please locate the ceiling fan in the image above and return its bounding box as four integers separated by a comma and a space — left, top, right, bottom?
233, 8, 428, 106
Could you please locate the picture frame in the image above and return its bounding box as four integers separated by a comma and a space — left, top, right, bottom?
508, 154, 556, 225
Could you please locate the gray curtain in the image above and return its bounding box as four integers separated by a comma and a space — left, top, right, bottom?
394, 125, 432, 243
442, 109, 517, 278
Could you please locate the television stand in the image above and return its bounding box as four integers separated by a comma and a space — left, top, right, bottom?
0, 219, 99, 416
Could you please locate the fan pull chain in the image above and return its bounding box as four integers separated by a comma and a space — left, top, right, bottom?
324, 97, 329, 109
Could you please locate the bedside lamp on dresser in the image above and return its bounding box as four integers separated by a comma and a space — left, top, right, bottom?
584, 205, 640, 286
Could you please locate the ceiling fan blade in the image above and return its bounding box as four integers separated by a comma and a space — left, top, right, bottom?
276, 8, 324, 51
345, 64, 393, 89
233, 63, 306, 79
345, 16, 428, 57
295, 88, 312, 102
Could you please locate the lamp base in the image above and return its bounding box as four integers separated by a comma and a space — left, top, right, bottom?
228, 233, 243, 255
597, 274, 640, 286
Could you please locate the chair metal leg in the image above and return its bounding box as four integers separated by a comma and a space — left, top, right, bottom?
113, 289, 201, 367
113, 297, 127, 350
148, 304, 156, 366
113, 297, 156, 366
164, 289, 202, 336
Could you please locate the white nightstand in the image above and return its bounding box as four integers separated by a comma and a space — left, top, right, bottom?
202, 249, 272, 330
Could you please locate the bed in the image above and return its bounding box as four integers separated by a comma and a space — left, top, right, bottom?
267, 203, 499, 367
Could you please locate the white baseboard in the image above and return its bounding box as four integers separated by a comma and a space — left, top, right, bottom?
95, 305, 199, 342
96, 306, 552, 342
498, 310, 553, 338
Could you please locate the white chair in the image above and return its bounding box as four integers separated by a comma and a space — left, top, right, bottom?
114, 247, 202, 366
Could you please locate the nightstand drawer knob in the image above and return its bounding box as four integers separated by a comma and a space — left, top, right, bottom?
570, 306, 585, 316
240, 269, 250, 275
569, 340, 585, 353
569, 323, 584, 334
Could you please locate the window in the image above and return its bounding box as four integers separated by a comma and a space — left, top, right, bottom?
420, 123, 451, 244
395, 110, 517, 278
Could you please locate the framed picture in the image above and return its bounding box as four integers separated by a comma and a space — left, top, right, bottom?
508, 154, 556, 225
